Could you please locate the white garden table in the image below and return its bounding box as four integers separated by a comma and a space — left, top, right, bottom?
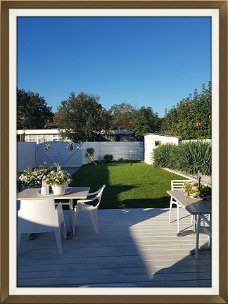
17, 187, 90, 236
17, 186, 90, 207
167, 190, 211, 257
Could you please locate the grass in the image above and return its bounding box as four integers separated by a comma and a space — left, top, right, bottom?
71, 162, 186, 209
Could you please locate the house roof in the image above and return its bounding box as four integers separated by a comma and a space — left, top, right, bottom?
144, 132, 180, 139
108, 130, 133, 135
17, 129, 61, 135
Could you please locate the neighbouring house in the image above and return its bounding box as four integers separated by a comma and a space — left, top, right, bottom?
103, 129, 134, 142
144, 133, 180, 165
17, 129, 70, 143
17, 129, 135, 143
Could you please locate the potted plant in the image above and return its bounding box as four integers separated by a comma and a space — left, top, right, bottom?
17, 165, 52, 190
184, 182, 200, 198
199, 184, 212, 200
43, 169, 72, 195
184, 182, 212, 200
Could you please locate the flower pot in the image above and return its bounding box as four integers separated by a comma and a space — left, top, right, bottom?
52, 184, 66, 195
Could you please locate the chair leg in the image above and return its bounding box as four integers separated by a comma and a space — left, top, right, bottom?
58, 208, 66, 239
73, 205, 80, 235
61, 219, 67, 239
89, 210, 99, 234
169, 199, 173, 223
54, 229, 62, 254
92, 210, 99, 234
177, 205, 180, 233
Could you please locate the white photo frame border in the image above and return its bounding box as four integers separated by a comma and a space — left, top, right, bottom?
9, 8, 219, 297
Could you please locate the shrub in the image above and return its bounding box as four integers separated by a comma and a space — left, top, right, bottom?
153, 144, 180, 168
153, 141, 211, 175
104, 154, 114, 162
85, 147, 94, 157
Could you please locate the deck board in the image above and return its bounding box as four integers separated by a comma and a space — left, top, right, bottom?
17, 208, 211, 287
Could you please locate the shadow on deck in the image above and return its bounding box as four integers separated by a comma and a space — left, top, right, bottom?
17, 208, 211, 288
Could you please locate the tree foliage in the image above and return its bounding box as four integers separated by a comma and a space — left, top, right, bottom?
55, 92, 110, 142
132, 107, 161, 140
109, 102, 135, 130
109, 103, 161, 140
17, 89, 53, 129
161, 82, 211, 139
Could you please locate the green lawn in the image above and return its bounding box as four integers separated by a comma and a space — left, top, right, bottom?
71, 162, 185, 209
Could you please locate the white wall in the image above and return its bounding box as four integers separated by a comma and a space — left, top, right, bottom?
17, 142, 36, 172
17, 141, 144, 171
144, 134, 179, 165
82, 142, 144, 164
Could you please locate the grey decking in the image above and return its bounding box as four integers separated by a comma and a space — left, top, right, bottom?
17, 208, 211, 287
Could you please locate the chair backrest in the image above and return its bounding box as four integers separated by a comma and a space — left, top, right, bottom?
18, 199, 59, 233
94, 184, 106, 209
171, 180, 192, 191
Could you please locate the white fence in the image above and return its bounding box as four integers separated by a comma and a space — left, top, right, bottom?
82, 142, 144, 164
181, 139, 211, 144
36, 141, 82, 168
17, 142, 36, 172
17, 141, 144, 172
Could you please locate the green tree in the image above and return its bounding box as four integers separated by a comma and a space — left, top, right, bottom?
17, 89, 53, 129
55, 92, 110, 142
132, 107, 161, 140
109, 102, 135, 130
161, 82, 211, 139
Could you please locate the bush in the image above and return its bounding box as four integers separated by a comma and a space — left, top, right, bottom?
85, 147, 94, 157
153, 144, 180, 168
153, 141, 211, 175
104, 154, 114, 162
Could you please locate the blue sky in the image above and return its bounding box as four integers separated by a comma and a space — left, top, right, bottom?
17, 17, 211, 117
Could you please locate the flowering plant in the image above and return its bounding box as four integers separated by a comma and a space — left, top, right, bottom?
17, 165, 52, 189
184, 182, 199, 198
184, 182, 211, 200
43, 169, 72, 186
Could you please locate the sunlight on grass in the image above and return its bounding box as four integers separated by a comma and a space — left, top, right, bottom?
71, 162, 185, 209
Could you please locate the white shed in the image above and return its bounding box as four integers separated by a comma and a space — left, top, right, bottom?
144, 133, 180, 165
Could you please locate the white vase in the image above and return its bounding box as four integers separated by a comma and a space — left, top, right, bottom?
52, 184, 65, 195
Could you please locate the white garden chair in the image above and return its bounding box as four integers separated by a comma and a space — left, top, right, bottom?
169, 180, 193, 233
17, 199, 66, 254
73, 185, 106, 235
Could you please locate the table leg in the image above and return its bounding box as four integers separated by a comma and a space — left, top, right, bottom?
195, 214, 201, 257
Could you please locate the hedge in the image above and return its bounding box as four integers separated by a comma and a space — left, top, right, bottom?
153, 141, 211, 175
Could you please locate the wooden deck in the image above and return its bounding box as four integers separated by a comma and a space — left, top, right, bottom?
17, 208, 211, 287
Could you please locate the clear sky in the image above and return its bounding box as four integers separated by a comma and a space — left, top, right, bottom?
17, 16, 211, 117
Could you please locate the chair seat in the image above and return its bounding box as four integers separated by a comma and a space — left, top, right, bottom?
73, 185, 106, 235
17, 199, 66, 254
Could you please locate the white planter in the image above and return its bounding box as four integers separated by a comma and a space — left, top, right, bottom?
52, 184, 66, 195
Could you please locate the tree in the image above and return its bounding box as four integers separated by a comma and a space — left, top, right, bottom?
132, 107, 161, 140
109, 102, 135, 130
17, 89, 53, 129
161, 82, 211, 139
55, 92, 110, 142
